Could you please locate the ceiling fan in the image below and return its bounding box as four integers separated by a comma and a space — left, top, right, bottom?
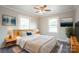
34, 5, 51, 14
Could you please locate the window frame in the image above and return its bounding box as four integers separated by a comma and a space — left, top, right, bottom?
19, 16, 30, 30
48, 17, 58, 33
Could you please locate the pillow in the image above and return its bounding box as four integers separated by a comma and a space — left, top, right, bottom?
26, 32, 32, 36
21, 31, 27, 36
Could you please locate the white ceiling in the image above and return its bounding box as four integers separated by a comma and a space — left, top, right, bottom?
1, 5, 74, 17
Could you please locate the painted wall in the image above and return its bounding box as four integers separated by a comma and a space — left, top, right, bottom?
75, 6, 79, 22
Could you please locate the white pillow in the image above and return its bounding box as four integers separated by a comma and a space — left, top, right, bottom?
21, 31, 27, 36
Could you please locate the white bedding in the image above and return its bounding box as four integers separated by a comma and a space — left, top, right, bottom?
16, 35, 57, 53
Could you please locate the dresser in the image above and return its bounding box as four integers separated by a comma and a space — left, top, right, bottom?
70, 36, 79, 53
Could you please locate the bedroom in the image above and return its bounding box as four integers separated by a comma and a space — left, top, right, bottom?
0, 5, 79, 53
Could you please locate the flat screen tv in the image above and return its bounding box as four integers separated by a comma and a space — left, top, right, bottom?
61, 22, 73, 27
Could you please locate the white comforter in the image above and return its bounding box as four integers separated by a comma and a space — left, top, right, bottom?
17, 35, 57, 53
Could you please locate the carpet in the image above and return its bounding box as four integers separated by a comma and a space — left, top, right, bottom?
11, 46, 22, 53
0, 40, 70, 53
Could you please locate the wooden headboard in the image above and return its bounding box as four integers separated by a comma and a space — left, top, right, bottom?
13, 29, 33, 36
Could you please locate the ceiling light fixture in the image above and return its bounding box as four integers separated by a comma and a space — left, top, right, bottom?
33, 5, 51, 15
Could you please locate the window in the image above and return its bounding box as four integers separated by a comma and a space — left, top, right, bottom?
48, 18, 58, 32
19, 16, 30, 29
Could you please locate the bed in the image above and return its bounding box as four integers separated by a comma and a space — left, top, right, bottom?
16, 34, 58, 53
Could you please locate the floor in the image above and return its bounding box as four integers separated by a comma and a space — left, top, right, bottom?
58, 41, 70, 53
0, 41, 70, 53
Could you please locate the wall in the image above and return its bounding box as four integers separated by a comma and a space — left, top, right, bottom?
75, 6, 79, 22
0, 6, 39, 30
30, 17, 39, 29
39, 11, 74, 41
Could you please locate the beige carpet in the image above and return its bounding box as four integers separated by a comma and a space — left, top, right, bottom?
12, 46, 22, 53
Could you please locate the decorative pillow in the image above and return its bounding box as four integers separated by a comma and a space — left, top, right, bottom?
26, 32, 32, 36
21, 31, 27, 36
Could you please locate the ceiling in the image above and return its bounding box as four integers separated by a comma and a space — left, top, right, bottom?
0, 5, 74, 17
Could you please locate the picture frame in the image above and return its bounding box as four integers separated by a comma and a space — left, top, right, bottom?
2, 15, 16, 26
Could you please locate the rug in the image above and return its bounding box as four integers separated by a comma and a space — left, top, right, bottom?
12, 46, 22, 53
0, 41, 70, 53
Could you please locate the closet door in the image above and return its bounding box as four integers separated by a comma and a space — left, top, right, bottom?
75, 22, 79, 41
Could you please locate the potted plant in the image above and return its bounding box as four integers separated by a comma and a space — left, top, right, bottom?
65, 27, 73, 38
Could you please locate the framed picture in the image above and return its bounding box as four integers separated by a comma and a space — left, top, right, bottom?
2, 15, 16, 26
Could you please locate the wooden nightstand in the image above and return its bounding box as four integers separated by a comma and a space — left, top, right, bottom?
5, 36, 17, 47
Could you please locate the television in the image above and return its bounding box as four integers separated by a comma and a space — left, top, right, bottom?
61, 22, 73, 27
60, 18, 73, 27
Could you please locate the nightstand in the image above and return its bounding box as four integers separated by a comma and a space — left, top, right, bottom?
5, 36, 17, 47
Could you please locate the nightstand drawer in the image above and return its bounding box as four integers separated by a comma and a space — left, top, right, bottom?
5, 40, 16, 46
5, 40, 16, 47
5, 35, 17, 47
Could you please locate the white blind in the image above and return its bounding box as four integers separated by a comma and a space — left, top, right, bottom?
48, 18, 58, 32
19, 16, 29, 29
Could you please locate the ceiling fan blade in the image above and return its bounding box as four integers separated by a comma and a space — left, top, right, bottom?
44, 5, 47, 8
35, 11, 39, 13
45, 9, 51, 11
39, 5, 47, 9
34, 7, 40, 10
